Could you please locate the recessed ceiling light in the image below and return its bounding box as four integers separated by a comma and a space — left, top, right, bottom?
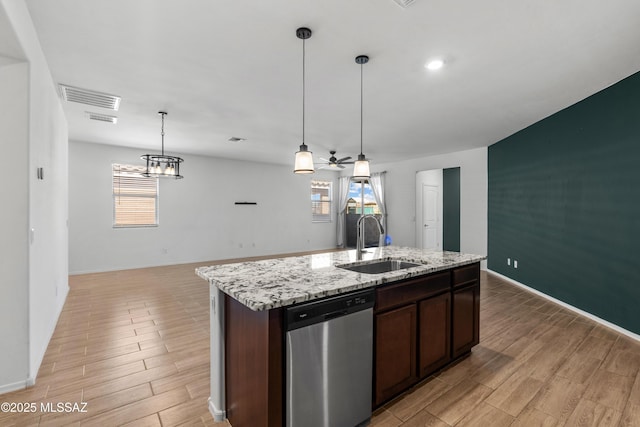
425, 59, 444, 71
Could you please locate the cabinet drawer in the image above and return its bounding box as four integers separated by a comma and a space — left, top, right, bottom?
376, 272, 450, 312
452, 263, 479, 288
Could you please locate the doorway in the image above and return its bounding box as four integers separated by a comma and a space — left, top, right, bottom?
345, 179, 381, 248
416, 168, 460, 251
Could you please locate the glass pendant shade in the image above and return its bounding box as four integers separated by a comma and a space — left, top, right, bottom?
294, 144, 314, 174
352, 154, 370, 181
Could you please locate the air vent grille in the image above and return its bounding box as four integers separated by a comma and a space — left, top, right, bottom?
392, 0, 416, 7
59, 84, 121, 110
85, 111, 118, 124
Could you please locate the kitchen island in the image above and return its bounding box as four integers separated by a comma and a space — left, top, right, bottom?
196, 246, 485, 426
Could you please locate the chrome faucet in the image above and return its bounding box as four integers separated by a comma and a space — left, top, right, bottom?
356, 215, 384, 260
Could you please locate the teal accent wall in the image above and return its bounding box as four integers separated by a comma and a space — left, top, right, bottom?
443, 167, 461, 252
488, 71, 640, 334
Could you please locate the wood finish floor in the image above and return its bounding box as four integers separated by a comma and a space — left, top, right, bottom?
1, 257, 639, 426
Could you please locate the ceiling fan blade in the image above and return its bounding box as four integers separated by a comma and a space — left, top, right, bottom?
337, 156, 352, 163
319, 157, 330, 163
338, 164, 345, 169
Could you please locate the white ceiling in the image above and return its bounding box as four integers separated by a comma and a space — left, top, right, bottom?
24, 0, 640, 168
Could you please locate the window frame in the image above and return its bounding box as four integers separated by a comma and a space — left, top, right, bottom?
112, 163, 159, 228
311, 180, 333, 223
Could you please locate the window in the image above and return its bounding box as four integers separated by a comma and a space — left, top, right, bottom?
112, 164, 158, 227
311, 180, 332, 222
347, 180, 380, 214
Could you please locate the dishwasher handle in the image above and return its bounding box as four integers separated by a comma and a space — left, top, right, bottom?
323, 309, 349, 321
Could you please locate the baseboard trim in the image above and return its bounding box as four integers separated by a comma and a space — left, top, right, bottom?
28, 283, 70, 388
487, 269, 640, 343
0, 379, 28, 395
208, 397, 226, 422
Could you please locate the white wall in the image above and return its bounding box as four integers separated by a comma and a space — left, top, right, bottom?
357, 147, 487, 263
0, 60, 30, 392
28, 45, 69, 380
0, 0, 69, 393
69, 141, 338, 273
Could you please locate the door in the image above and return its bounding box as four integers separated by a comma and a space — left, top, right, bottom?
418, 293, 451, 377
452, 283, 480, 358
374, 304, 417, 406
422, 184, 440, 250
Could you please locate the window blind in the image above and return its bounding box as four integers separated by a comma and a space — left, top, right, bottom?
311, 180, 332, 222
113, 164, 158, 227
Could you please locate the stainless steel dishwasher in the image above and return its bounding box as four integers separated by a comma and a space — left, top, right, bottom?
285, 289, 375, 427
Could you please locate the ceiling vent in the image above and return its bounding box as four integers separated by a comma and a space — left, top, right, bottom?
59, 84, 121, 110
85, 111, 118, 124
391, 0, 416, 8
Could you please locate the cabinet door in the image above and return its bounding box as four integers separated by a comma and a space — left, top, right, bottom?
375, 304, 417, 406
418, 293, 451, 377
451, 283, 480, 359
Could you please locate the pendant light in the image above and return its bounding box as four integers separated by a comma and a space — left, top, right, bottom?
353, 55, 371, 181
141, 111, 184, 179
293, 27, 315, 174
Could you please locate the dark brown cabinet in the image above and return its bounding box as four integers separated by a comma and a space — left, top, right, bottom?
419, 292, 451, 377
374, 271, 452, 406
451, 264, 480, 359
373, 263, 480, 407
374, 304, 417, 406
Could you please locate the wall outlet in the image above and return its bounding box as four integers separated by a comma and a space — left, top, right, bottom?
514, 260, 518, 268
507, 258, 511, 266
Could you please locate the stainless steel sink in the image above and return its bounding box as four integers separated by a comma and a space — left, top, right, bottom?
337, 259, 423, 274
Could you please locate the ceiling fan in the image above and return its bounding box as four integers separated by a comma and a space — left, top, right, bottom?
316, 150, 355, 169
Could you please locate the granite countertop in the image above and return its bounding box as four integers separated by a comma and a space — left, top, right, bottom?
196, 246, 486, 311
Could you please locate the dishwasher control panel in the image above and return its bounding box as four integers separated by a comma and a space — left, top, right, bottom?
285, 289, 375, 331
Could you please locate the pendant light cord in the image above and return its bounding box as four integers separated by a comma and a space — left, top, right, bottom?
302, 37, 306, 146
360, 61, 363, 156
160, 112, 166, 156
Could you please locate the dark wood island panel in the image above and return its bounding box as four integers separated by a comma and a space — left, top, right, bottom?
225, 295, 283, 427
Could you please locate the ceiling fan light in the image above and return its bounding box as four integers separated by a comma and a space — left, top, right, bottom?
353, 155, 371, 180
294, 144, 315, 174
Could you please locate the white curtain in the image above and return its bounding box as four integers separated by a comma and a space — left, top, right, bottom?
369, 172, 387, 246
336, 176, 352, 247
